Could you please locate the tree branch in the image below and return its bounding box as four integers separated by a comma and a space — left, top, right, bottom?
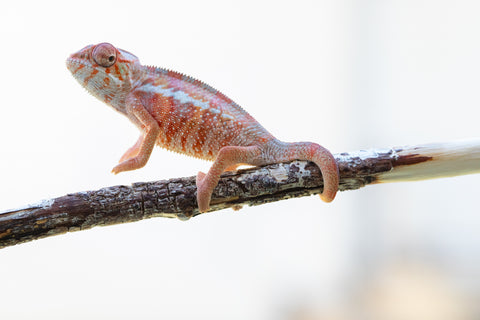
1, 138, 480, 249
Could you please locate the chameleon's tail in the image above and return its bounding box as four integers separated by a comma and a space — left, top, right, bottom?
279, 141, 339, 202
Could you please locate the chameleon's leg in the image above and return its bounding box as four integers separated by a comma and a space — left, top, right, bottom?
112, 96, 160, 174
119, 135, 143, 163
196, 145, 261, 212
281, 142, 339, 202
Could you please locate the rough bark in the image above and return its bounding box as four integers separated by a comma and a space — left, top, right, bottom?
1, 139, 480, 249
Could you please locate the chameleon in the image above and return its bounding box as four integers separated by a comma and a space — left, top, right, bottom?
66, 42, 339, 212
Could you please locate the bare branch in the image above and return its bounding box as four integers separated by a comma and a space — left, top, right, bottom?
1, 138, 479, 249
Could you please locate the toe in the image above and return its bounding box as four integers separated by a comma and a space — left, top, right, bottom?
196, 171, 206, 185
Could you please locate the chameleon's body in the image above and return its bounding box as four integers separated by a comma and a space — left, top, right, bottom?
66, 43, 339, 212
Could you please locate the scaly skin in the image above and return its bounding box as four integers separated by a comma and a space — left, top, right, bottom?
66, 43, 339, 212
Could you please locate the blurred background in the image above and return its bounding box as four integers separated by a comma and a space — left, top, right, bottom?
0, 1, 479, 319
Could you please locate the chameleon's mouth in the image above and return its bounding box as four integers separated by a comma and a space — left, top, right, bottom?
66, 57, 88, 75
65, 57, 101, 89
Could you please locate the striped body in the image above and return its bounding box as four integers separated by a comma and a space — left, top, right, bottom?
137, 69, 274, 160
67, 43, 339, 212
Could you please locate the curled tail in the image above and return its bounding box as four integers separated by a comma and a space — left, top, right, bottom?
276, 141, 339, 202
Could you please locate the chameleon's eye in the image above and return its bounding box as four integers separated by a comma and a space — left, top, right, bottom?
92, 43, 117, 68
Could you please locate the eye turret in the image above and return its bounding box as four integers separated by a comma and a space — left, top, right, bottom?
92, 43, 117, 68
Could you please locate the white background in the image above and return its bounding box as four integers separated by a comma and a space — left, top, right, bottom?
0, 1, 479, 319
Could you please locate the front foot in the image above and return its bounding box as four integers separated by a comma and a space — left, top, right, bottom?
111, 156, 144, 174
196, 171, 211, 213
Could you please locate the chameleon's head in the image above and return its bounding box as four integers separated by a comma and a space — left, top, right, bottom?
66, 42, 141, 111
